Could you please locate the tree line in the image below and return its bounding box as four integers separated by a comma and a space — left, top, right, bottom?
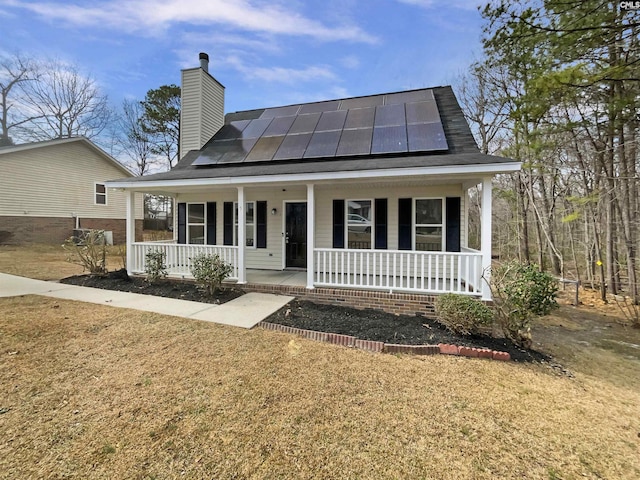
459, 0, 639, 307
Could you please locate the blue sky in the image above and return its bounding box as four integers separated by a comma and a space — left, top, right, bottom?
1, 0, 485, 114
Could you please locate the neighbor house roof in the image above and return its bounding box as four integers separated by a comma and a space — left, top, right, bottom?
109, 86, 517, 185
0, 136, 134, 177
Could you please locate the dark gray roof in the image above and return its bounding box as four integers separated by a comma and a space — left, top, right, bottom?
116, 86, 514, 183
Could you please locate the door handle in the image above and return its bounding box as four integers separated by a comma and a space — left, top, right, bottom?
285, 233, 290, 244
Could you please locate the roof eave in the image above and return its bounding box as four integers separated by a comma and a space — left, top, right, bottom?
106, 161, 522, 190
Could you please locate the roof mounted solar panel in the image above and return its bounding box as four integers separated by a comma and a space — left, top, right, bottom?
299, 100, 340, 114
371, 125, 408, 154
245, 136, 285, 162
259, 105, 300, 119
273, 133, 312, 160
191, 87, 449, 167
386, 89, 434, 104
304, 130, 342, 158
336, 128, 372, 156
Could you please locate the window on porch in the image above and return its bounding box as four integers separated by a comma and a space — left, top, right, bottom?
415, 198, 444, 251
187, 203, 205, 244
347, 199, 372, 249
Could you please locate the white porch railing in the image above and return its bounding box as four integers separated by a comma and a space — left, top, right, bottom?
131, 242, 239, 280
314, 248, 483, 295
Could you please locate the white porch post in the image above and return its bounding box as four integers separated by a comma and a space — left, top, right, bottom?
306, 183, 315, 289
480, 176, 493, 301
125, 190, 135, 276
237, 186, 246, 284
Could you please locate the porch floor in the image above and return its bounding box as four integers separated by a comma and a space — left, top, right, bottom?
245, 269, 307, 287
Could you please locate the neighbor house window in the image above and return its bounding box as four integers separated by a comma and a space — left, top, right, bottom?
234, 202, 255, 247
347, 199, 372, 249
187, 203, 205, 244
95, 183, 106, 205
415, 198, 444, 251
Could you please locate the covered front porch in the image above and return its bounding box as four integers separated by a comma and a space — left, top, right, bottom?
116, 168, 498, 300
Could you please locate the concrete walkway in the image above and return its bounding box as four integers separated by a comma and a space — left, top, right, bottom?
0, 273, 293, 329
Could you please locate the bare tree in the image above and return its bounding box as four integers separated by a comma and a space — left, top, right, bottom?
117, 98, 156, 176
21, 60, 111, 140
0, 53, 41, 146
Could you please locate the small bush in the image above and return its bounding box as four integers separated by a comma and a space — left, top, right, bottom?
435, 293, 493, 335
490, 261, 559, 348
62, 230, 107, 274
190, 253, 233, 296
144, 249, 167, 283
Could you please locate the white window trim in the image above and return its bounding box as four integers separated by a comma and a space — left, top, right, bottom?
94, 182, 107, 206
413, 197, 445, 251
187, 202, 206, 245
234, 201, 256, 249
345, 198, 374, 250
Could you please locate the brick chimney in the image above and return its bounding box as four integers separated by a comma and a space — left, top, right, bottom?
179, 52, 225, 159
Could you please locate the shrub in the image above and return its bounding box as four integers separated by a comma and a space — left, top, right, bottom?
62, 229, 107, 274
190, 253, 233, 296
435, 293, 493, 335
144, 249, 167, 284
490, 261, 559, 348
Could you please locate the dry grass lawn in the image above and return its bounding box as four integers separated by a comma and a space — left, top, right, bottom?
0, 244, 124, 280
2, 295, 639, 479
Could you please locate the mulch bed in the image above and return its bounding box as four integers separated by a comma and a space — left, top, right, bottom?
265, 299, 550, 363
59, 269, 243, 305
60, 270, 549, 363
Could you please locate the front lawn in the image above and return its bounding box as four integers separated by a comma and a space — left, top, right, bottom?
1, 295, 639, 479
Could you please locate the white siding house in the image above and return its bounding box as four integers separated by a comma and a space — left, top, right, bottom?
0, 137, 143, 244
107, 53, 520, 304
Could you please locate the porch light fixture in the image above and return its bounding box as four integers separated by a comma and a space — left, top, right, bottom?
271, 208, 277, 215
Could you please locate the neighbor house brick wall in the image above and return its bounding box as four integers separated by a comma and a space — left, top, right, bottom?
240, 283, 439, 318
0, 216, 142, 245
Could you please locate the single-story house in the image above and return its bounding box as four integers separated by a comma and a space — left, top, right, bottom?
107, 53, 520, 309
0, 137, 143, 244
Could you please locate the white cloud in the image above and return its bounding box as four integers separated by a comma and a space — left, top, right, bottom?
224, 55, 336, 84
340, 55, 361, 69
397, 0, 480, 11
4, 0, 377, 43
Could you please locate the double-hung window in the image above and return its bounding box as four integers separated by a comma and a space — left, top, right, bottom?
415, 198, 444, 251
234, 202, 255, 247
95, 183, 106, 205
346, 199, 372, 249
187, 203, 205, 244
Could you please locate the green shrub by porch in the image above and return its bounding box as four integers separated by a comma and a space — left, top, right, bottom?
435, 293, 493, 335
190, 253, 233, 296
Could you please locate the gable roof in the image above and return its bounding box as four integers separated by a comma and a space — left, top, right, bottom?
0, 137, 134, 177
110, 86, 517, 185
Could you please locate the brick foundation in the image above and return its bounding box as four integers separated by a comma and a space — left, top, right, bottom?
241, 283, 439, 318
0, 216, 142, 245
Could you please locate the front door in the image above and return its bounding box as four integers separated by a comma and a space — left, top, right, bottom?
285, 202, 307, 268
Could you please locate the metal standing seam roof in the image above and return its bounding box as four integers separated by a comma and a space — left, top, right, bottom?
113, 86, 516, 184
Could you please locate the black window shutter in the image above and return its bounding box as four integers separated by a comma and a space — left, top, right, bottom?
333, 199, 345, 248
398, 198, 412, 250
223, 202, 233, 246
177, 202, 186, 244
446, 197, 461, 252
256, 201, 267, 248
206, 202, 216, 245
374, 198, 387, 249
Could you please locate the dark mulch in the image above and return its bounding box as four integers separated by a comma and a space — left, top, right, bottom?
60, 271, 550, 364
59, 269, 243, 305
265, 299, 551, 363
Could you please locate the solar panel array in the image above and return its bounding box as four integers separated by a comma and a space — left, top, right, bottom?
192, 89, 448, 166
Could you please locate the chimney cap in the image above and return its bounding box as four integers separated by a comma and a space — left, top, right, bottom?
199, 52, 209, 61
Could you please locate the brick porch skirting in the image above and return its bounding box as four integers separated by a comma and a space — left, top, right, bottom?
240, 283, 439, 318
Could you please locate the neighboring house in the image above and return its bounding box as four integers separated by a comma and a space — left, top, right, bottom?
107, 53, 520, 307
0, 137, 143, 244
